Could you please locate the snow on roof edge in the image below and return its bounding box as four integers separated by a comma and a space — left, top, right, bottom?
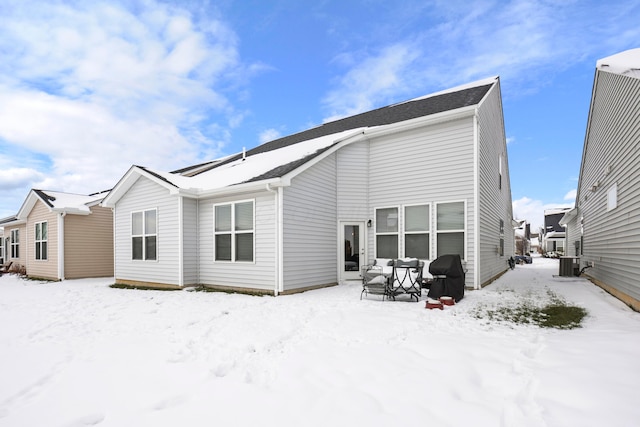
396, 76, 498, 105
597, 48, 640, 77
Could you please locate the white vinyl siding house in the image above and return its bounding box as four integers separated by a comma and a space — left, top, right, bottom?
566, 49, 640, 311
103, 76, 513, 294
282, 153, 338, 291
113, 177, 180, 286
367, 116, 476, 285
198, 191, 277, 292
476, 81, 515, 285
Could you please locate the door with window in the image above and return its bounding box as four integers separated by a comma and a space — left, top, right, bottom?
340, 222, 365, 281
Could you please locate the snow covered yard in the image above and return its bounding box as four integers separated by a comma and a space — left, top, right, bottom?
1, 257, 639, 427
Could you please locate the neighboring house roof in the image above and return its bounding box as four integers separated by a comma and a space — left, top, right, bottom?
0, 215, 22, 227
16, 189, 110, 220
596, 48, 640, 79
103, 76, 497, 206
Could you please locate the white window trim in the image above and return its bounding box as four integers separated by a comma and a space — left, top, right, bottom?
34, 221, 48, 261
10, 229, 19, 259
374, 206, 400, 259
402, 203, 432, 260
213, 199, 256, 263
435, 200, 467, 260
131, 208, 158, 261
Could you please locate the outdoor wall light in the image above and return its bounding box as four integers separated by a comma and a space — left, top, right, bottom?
367, 219, 372, 227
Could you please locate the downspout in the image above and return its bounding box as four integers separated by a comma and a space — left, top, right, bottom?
266, 183, 283, 296
473, 112, 480, 290
111, 208, 116, 281
178, 196, 184, 287
58, 212, 66, 281
196, 198, 200, 286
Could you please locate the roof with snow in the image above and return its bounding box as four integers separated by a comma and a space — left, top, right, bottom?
597, 48, 640, 79
190, 77, 496, 178
16, 189, 110, 219
104, 77, 497, 205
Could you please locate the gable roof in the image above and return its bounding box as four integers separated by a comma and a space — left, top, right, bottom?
103, 77, 497, 205
192, 77, 496, 176
16, 189, 110, 220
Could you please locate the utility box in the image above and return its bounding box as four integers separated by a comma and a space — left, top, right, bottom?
559, 257, 580, 277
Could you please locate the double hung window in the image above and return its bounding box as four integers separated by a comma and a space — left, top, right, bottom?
375, 207, 398, 259
132, 209, 157, 260
214, 200, 254, 262
10, 229, 19, 259
436, 201, 465, 259
404, 205, 430, 259
35, 221, 48, 260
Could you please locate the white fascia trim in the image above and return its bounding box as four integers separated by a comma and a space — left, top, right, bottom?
102, 166, 179, 207
559, 207, 578, 226
279, 130, 368, 184
280, 104, 476, 183
16, 190, 44, 220
365, 105, 477, 139
178, 178, 284, 199
51, 208, 91, 216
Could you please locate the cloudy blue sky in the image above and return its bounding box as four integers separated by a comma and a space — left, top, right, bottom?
1, 0, 639, 230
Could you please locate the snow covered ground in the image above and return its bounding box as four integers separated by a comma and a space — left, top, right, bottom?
1, 257, 639, 427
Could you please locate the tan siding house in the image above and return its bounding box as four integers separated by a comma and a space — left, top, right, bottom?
1, 189, 113, 280
0, 220, 27, 272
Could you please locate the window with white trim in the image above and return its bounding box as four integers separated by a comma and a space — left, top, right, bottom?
404, 204, 430, 259
375, 207, 398, 259
132, 209, 157, 260
214, 200, 254, 262
436, 201, 465, 259
0, 236, 3, 261
10, 229, 19, 259
35, 221, 48, 261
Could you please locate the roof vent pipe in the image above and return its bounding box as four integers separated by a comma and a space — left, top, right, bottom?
242, 147, 246, 161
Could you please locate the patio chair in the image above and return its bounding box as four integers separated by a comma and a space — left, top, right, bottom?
387, 259, 423, 302
360, 259, 393, 300
0, 261, 13, 276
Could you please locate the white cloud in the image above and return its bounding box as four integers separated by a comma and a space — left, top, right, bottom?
0, 0, 254, 208
322, 43, 421, 121
0, 167, 45, 191
259, 128, 282, 144
321, 0, 638, 119
512, 196, 574, 231
564, 189, 577, 201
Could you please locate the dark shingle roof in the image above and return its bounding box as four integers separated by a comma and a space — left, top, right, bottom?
191, 82, 494, 179
33, 189, 56, 208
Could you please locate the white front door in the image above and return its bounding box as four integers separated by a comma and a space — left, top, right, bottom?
340, 222, 366, 281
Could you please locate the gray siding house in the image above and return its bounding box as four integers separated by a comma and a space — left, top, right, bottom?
102, 77, 514, 294
562, 48, 640, 311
